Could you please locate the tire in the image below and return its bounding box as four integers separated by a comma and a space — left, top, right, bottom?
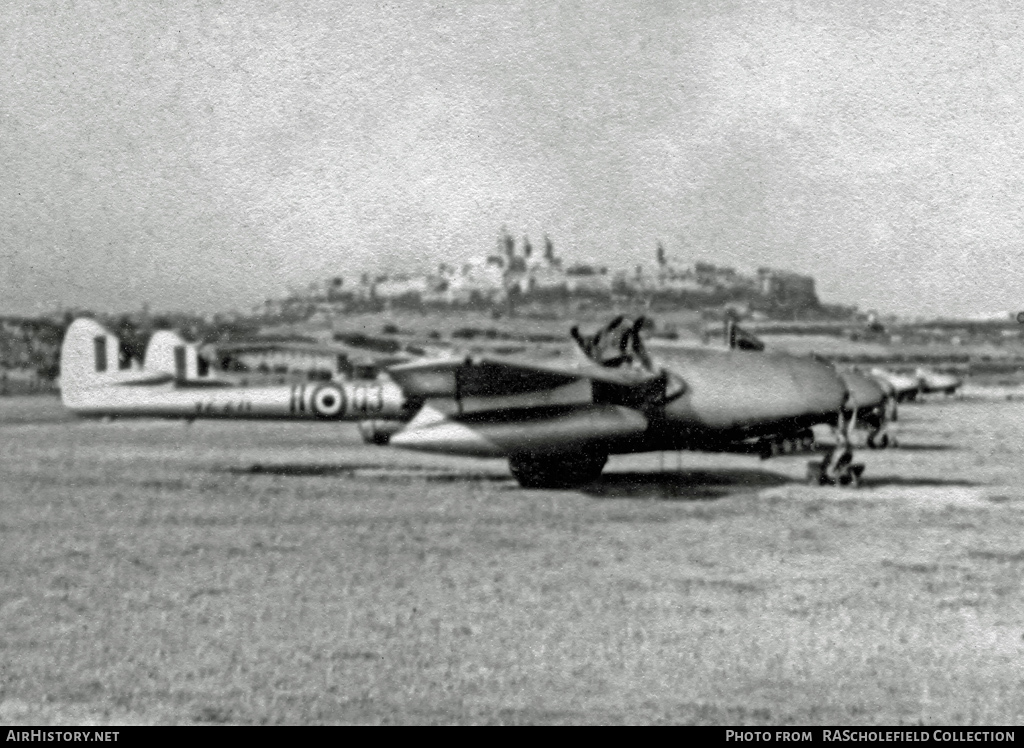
867, 432, 889, 449
841, 463, 864, 488
357, 420, 397, 446
806, 461, 826, 486
508, 451, 608, 489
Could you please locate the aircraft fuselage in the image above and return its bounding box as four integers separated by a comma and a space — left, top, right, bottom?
389, 347, 848, 458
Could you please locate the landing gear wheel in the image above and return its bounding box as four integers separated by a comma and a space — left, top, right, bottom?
831, 448, 853, 475
808, 448, 864, 488
806, 460, 827, 486
508, 451, 608, 489
813, 410, 864, 488
838, 463, 865, 488
357, 421, 394, 446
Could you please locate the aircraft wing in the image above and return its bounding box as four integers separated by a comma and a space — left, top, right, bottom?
386, 354, 660, 399
209, 340, 412, 369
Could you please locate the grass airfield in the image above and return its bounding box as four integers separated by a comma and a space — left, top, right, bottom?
2, 394, 1024, 725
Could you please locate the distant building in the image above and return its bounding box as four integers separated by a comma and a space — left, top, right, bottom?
373, 273, 432, 304
757, 268, 818, 310
279, 234, 824, 318
446, 256, 507, 305
565, 264, 611, 294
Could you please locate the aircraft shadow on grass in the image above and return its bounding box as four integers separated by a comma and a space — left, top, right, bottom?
229, 462, 513, 483
230, 462, 789, 498
886, 443, 961, 452
227, 463, 981, 498
584, 470, 981, 498
856, 475, 981, 488
582, 468, 791, 501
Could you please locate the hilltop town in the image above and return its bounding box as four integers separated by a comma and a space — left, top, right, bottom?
4, 231, 1024, 392
0, 234, 829, 392
266, 231, 829, 323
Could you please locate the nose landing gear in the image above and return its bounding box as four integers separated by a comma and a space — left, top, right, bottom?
806, 451, 865, 487
807, 411, 865, 487
865, 395, 898, 449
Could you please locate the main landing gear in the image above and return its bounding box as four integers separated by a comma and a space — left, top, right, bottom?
508, 450, 608, 489
865, 396, 898, 450
866, 430, 896, 449
806, 450, 864, 487
807, 411, 865, 487
758, 429, 816, 459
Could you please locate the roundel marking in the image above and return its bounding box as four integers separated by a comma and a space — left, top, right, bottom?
312, 384, 346, 418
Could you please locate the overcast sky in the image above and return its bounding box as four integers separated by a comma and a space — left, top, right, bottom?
3, 1, 1024, 318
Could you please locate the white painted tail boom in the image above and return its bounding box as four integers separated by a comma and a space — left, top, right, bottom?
60, 319, 406, 421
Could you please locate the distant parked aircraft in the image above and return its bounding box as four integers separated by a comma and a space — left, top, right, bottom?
840, 370, 896, 449
719, 322, 894, 450
869, 368, 923, 403
914, 367, 963, 396
725, 319, 766, 352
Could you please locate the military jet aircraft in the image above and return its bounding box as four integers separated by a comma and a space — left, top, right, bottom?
914, 367, 963, 396
869, 367, 923, 403
840, 370, 897, 449
724, 319, 766, 352
60, 316, 867, 488
715, 322, 896, 452
715, 322, 895, 451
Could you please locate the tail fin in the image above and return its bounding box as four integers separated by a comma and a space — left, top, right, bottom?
145, 330, 211, 381
60, 318, 144, 406
725, 320, 766, 352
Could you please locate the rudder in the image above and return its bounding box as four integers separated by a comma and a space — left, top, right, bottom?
60, 318, 125, 406
145, 330, 210, 381
60, 318, 150, 407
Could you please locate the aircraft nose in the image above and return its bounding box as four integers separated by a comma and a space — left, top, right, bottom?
790, 357, 848, 417
841, 371, 885, 411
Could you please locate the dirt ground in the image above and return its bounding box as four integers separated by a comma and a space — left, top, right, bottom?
1, 393, 1023, 724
